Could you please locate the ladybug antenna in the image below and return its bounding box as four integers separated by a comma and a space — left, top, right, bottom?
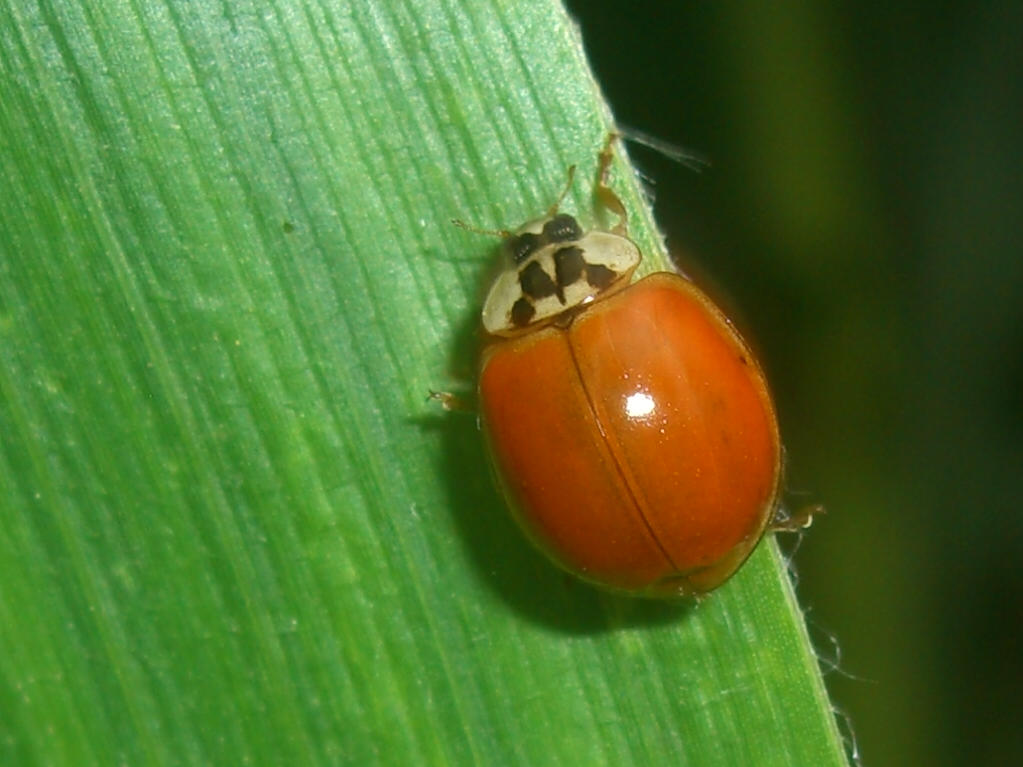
454, 162, 578, 238
596, 132, 628, 236
546, 164, 577, 217
451, 218, 511, 239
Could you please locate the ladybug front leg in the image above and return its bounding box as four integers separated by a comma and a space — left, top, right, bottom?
596, 132, 628, 236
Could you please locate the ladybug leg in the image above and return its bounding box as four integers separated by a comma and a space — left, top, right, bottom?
769, 503, 824, 533
428, 389, 477, 413
596, 132, 628, 236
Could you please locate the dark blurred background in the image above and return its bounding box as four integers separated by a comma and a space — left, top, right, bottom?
565, 1, 1023, 765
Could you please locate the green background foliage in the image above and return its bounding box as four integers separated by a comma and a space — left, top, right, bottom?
0, 1, 847, 765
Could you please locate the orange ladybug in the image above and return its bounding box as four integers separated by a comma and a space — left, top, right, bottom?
472, 136, 782, 598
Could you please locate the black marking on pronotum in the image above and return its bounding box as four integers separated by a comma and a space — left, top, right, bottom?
510, 232, 542, 264
585, 263, 616, 290
519, 260, 558, 301
554, 246, 585, 293
543, 214, 582, 243
511, 297, 536, 327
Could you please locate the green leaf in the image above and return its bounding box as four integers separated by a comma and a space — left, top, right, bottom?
0, 1, 848, 764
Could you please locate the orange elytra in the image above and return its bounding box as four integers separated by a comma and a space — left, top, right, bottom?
473, 135, 782, 598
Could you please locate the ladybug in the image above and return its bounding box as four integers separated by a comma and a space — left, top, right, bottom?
468, 136, 784, 598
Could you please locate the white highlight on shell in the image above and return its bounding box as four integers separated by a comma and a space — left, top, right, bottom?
625, 391, 656, 419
